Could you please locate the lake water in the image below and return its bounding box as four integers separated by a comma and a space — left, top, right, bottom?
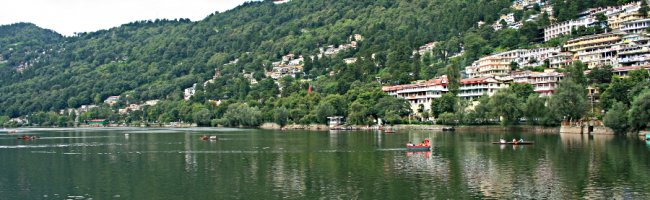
1, 128, 649, 199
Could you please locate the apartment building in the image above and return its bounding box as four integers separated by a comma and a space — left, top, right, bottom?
544, 16, 596, 41
458, 77, 509, 100
621, 18, 650, 34
564, 32, 623, 68
381, 76, 449, 112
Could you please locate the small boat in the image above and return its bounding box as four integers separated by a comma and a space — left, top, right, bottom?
200, 136, 218, 141
17, 135, 38, 140
442, 127, 455, 131
492, 141, 534, 145
384, 128, 396, 133
406, 145, 431, 151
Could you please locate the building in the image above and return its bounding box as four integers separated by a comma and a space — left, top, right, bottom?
548, 52, 574, 68
529, 72, 564, 97
327, 116, 344, 127
617, 39, 650, 67
343, 57, 358, 64
458, 77, 508, 100
467, 53, 517, 78
621, 18, 650, 34
544, 16, 596, 41
564, 32, 623, 68
144, 100, 160, 106
517, 47, 562, 67
382, 76, 449, 112
612, 65, 650, 77
104, 96, 120, 105
184, 84, 196, 100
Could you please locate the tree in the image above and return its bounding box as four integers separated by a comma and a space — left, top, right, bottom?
510, 83, 535, 100
628, 89, 650, 132
432, 93, 457, 118
315, 102, 336, 124
567, 61, 588, 86
220, 103, 262, 127
550, 80, 588, 121
523, 95, 548, 125
604, 101, 628, 134
269, 106, 287, 126
192, 108, 213, 126
347, 102, 368, 125
489, 88, 522, 125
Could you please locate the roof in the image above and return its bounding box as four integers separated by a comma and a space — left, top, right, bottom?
460, 77, 497, 85
613, 65, 650, 72
382, 76, 449, 91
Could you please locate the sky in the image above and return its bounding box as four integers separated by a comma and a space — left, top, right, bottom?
0, 0, 249, 36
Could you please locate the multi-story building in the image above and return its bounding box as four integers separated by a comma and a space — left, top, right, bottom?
564, 32, 623, 68
544, 16, 596, 41
612, 65, 650, 77
618, 40, 650, 67
548, 52, 574, 68
517, 47, 561, 67
608, 7, 643, 30
458, 77, 509, 100
621, 18, 650, 34
382, 76, 449, 112
529, 72, 564, 97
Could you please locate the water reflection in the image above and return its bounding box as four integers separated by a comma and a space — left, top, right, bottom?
0, 129, 649, 199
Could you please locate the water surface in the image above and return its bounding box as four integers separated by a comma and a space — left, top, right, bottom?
0, 128, 648, 199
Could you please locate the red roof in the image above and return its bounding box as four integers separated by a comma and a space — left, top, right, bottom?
613, 65, 650, 72
461, 77, 494, 85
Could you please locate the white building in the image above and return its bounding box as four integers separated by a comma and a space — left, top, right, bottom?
382, 76, 449, 112
184, 84, 196, 100
458, 77, 509, 100
621, 18, 650, 34
544, 16, 596, 41
529, 72, 564, 97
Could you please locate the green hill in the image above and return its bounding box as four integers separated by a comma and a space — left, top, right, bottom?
0, 0, 638, 127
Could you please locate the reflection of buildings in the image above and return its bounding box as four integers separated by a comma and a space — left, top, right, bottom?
184, 133, 197, 173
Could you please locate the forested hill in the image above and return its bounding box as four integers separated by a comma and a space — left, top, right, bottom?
0, 0, 514, 117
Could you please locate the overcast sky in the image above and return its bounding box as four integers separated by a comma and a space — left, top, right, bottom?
0, 0, 249, 36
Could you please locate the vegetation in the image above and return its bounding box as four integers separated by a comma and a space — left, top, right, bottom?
0, 0, 647, 131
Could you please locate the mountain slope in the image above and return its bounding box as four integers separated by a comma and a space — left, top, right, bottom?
0, 0, 513, 118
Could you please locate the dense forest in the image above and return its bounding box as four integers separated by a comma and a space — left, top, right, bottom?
0, 0, 647, 130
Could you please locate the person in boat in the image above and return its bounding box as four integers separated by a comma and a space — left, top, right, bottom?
519, 138, 524, 142
200, 135, 208, 140
406, 142, 414, 147
499, 138, 506, 144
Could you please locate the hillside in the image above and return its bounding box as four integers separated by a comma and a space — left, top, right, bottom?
0, 0, 511, 118
0, 0, 643, 128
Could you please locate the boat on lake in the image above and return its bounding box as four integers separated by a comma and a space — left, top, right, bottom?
17, 135, 38, 140
442, 126, 455, 131
200, 136, 218, 141
492, 141, 534, 145
406, 138, 430, 151
406, 145, 431, 151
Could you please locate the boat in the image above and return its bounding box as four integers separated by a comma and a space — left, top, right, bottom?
200, 136, 218, 141
492, 141, 534, 145
442, 126, 455, 131
384, 129, 396, 133
406, 145, 431, 151
406, 138, 430, 151
17, 135, 38, 140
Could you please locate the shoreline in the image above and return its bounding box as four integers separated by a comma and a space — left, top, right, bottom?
4, 124, 640, 135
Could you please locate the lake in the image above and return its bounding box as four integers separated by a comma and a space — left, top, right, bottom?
1, 128, 649, 199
